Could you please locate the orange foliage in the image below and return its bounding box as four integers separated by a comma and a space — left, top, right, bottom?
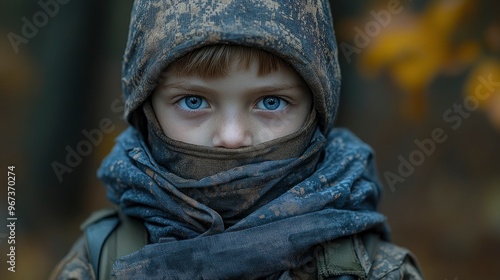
465, 59, 500, 129
358, 0, 480, 121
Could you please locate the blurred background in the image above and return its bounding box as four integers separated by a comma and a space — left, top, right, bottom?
0, 0, 499, 279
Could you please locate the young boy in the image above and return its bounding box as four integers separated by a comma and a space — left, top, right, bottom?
51, 0, 423, 279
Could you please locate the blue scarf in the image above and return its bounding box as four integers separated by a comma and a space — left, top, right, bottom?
97, 127, 387, 279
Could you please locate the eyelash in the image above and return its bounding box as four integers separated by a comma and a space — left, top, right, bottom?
177, 96, 210, 110
173, 95, 291, 114
255, 96, 289, 111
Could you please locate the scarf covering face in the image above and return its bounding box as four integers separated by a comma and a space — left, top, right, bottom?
98, 0, 388, 278
143, 101, 319, 181
98, 127, 386, 279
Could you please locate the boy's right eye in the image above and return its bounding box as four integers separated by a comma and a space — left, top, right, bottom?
179, 96, 209, 110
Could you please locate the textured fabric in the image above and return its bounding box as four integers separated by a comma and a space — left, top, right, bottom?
143, 101, 318, 180
367, 240, 423, 280
50, 230, 423, 280
97, 126, 387, 278
316, 237, 365, 279
122, 0, 341, 133
49, 237, 94, 280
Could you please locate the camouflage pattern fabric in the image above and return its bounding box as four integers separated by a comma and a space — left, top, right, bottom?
50, 237, 94, 280
50, 231, 423, 279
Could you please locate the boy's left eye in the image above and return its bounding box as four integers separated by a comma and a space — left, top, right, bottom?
256, 96, 287, 111
178, 95, 209, 110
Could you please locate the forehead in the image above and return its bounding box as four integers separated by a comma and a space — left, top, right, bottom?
164, 45, 295, 79
161, 59, 308, 91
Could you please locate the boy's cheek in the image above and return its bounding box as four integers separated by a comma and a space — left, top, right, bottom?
161, 123, 210, 146
253, 115, 306, 144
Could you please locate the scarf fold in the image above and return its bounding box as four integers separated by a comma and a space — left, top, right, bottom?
97, 127, 387, 279
143, 101, 319, 181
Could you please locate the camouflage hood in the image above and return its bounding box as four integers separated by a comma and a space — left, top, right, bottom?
121, 0, 341, 133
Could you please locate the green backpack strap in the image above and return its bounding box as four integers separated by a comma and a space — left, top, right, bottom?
81, 208, 120, 278
316, 233, 380, 280
81, 208, 148, 280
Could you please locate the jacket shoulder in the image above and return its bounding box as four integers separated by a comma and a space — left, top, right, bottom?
49, 236, 94, 280
368, 240, 423, 280
290, 234, 423, 280
50, 209, 119, 280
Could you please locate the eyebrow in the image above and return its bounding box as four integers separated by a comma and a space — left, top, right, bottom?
248, 84, 305, 94
163, 83, 217, 94
162, 82, 305, 95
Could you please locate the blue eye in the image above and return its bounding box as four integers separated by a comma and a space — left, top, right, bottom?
257, 96, 287, 111
179, 96, 208, 110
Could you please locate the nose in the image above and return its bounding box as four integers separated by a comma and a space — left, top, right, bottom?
212, 116, 252, 148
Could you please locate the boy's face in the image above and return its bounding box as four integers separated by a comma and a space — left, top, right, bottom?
152, 60, 312, 148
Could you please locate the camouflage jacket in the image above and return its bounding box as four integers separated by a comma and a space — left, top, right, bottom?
50, 232, 423, 280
